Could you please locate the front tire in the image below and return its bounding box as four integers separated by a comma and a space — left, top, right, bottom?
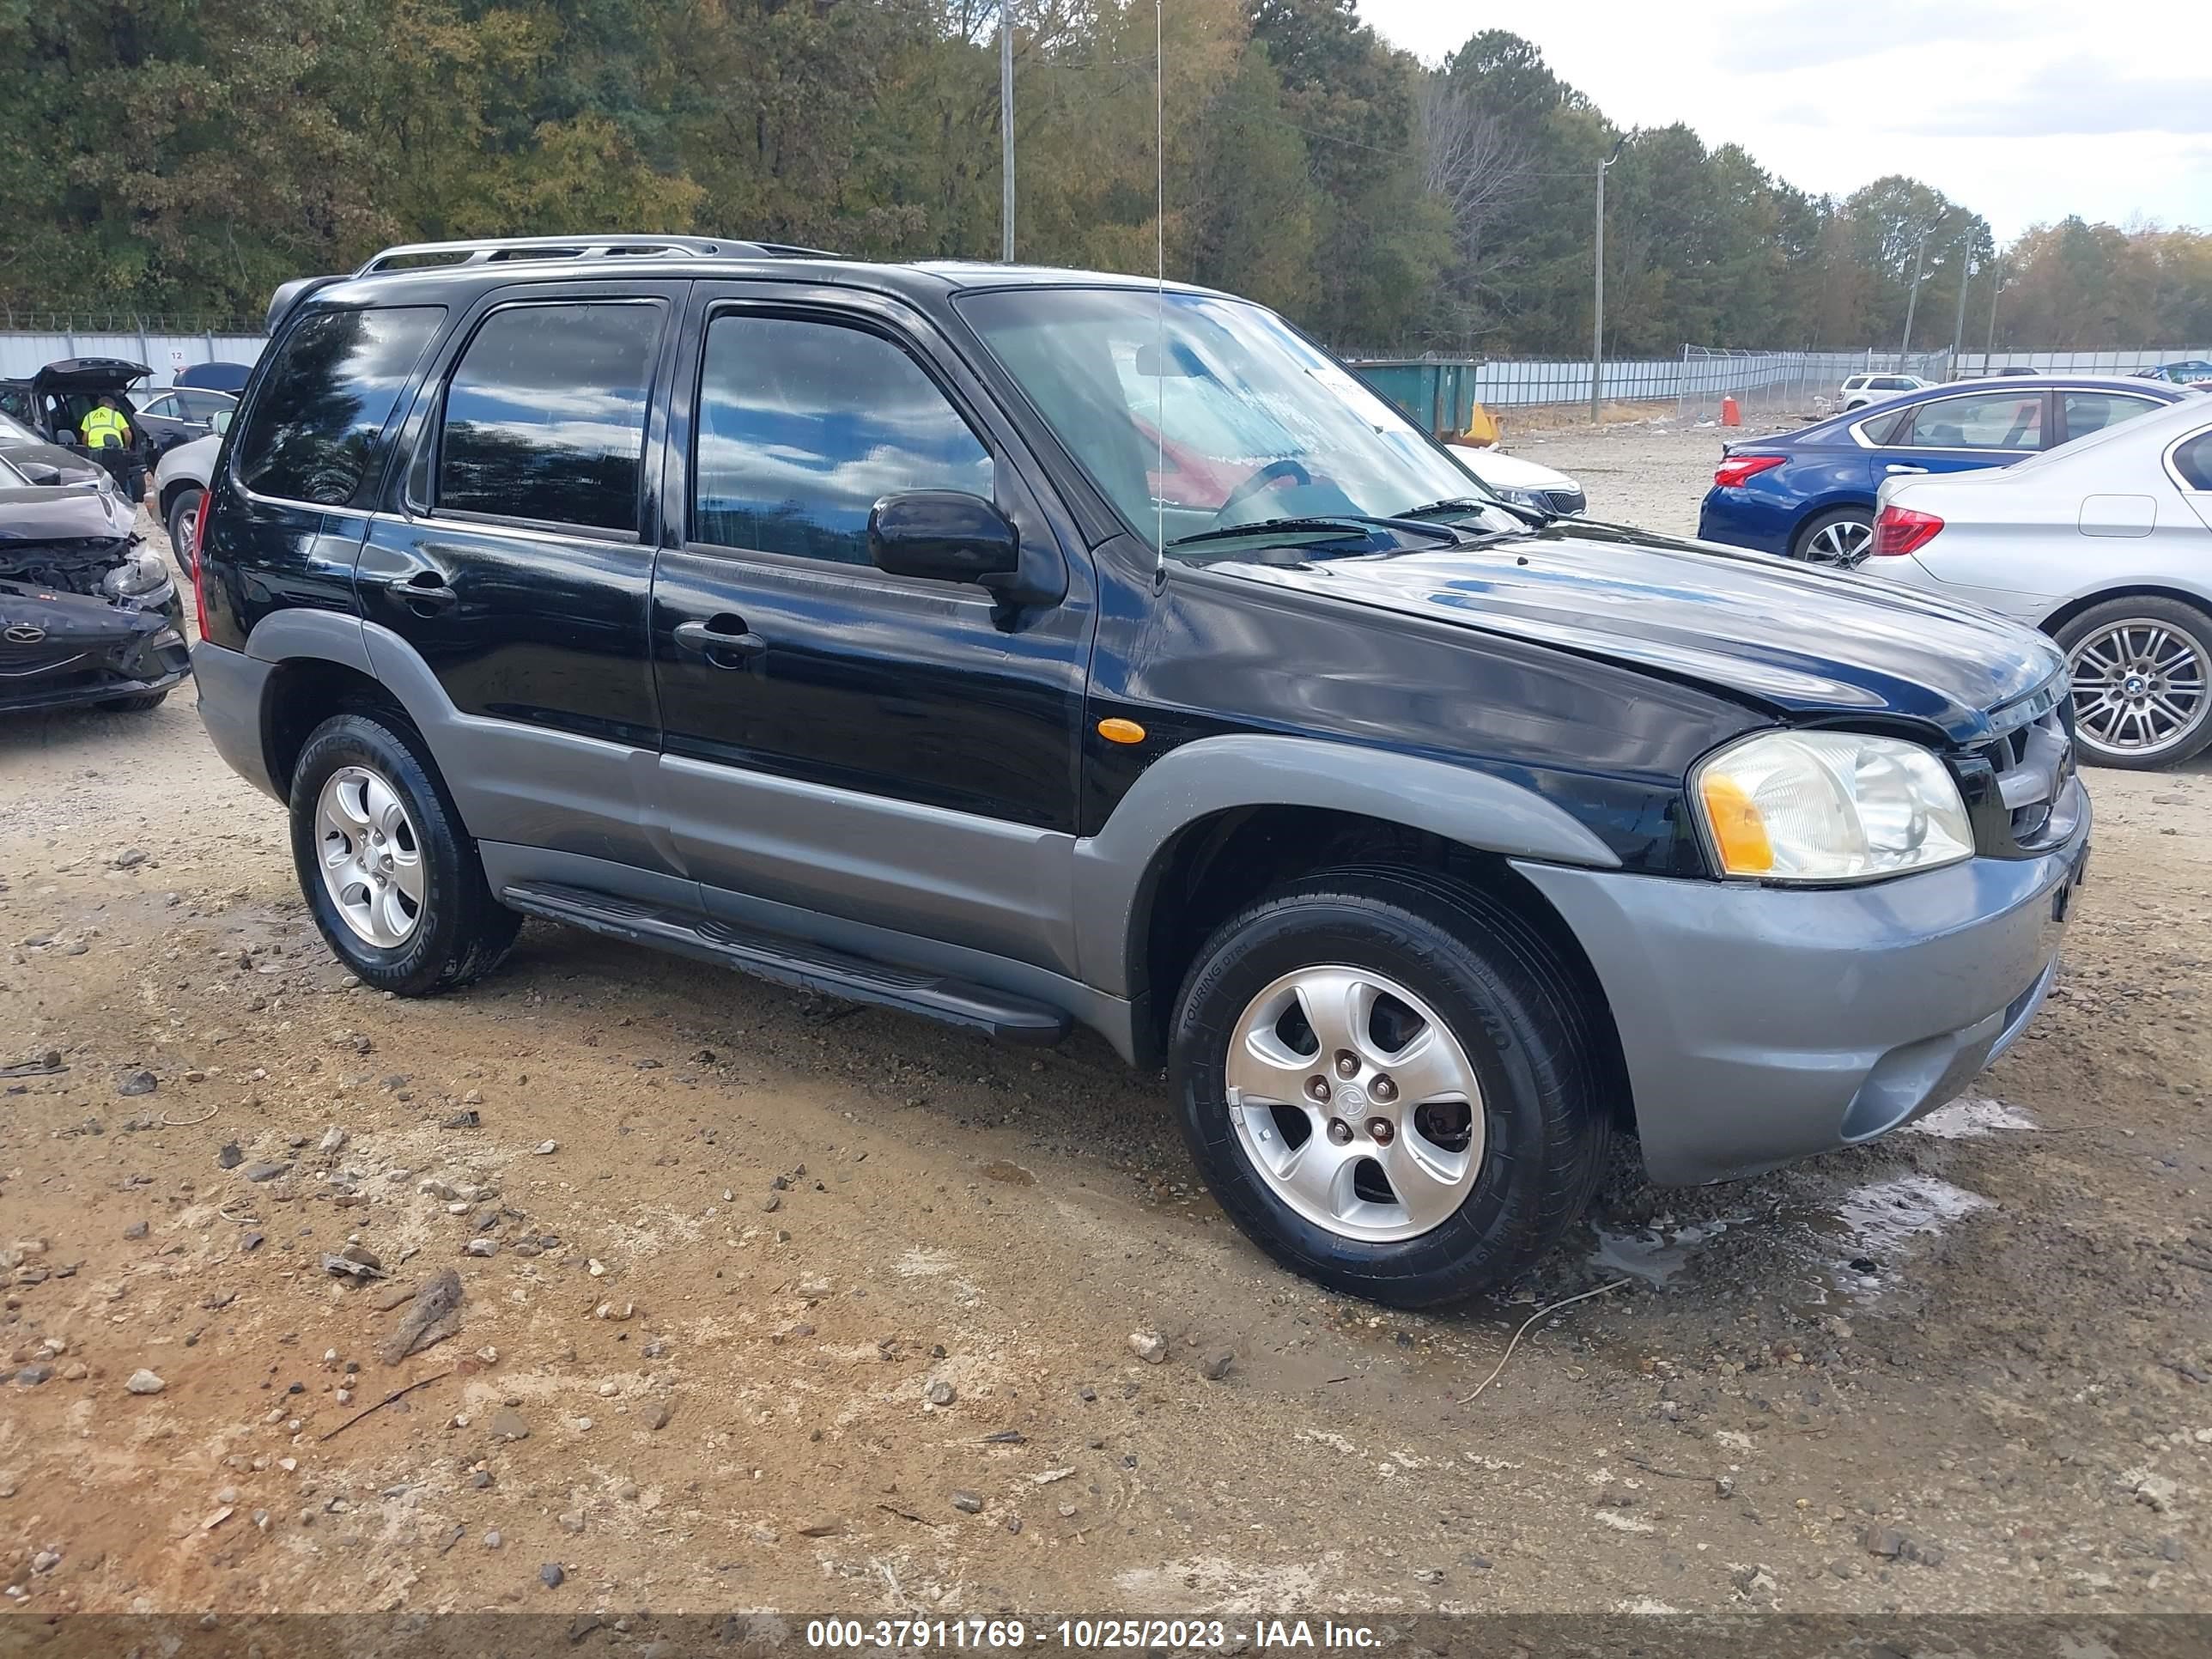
2056, 597, 2212, 769
289, 711, 520, 994
1170, 869, 1610, 1309
1791, 506, 1873, 567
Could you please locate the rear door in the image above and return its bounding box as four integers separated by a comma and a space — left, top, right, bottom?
1868, 386, 2050, 483
647, 282, 1095, 974
358, 280, 684, 872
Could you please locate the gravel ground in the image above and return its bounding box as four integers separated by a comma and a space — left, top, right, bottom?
3, 438, 2210, 1623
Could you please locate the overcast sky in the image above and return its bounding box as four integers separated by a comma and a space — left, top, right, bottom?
1358, 0, 2212, 240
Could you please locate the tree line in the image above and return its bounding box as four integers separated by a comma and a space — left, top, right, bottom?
3, 0, 2205, 356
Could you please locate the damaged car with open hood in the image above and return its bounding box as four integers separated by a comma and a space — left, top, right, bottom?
0, 451, 189, 714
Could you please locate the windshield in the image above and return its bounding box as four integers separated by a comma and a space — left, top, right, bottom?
956, 286, 1508, 555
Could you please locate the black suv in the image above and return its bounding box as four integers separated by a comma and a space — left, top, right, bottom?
191, 235, 2090, 1307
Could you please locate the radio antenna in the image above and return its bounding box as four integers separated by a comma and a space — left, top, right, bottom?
1153, 0, 1165, 564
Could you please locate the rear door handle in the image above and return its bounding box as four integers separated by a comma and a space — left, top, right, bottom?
401, 569, 459, 612
673, 617, 768, 667
1885, 464, 1929, 475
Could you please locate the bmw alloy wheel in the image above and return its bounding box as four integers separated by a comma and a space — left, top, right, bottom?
2068, 621, 2211, 761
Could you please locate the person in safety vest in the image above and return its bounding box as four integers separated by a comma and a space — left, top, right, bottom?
79, 395, 132, 451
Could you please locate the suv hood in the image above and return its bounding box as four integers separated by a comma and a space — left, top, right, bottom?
1212, 520, 2063, 745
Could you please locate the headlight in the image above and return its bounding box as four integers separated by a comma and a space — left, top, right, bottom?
1694, 731, 1972, 883
1489, 484, 1544, 509
100, 546, 171, 599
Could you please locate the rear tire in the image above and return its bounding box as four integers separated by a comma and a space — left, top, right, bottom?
2055, 596, 2212, 769
166, 487, 204, 577
1790, 506, 1873, 567
1170, 868, 1610, 1309
289, 710, 520, 994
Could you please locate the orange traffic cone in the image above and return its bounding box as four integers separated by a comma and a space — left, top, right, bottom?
1720, 394, 1741, 427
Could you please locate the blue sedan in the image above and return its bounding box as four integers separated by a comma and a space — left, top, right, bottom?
1697, 376, 2194, 564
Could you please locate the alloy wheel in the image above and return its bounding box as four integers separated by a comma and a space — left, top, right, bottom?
1802, 517, 1871, 567
1224, 965, 1484, 1243
2068, 621, 2211, 760
314, 765, 427, 947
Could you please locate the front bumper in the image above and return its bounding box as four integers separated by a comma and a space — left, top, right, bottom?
1514, 781, 2091, 1184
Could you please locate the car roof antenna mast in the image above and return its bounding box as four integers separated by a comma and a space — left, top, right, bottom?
1153, 0, 1166, 569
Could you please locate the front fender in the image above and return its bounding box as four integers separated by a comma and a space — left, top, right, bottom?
1069, 733, 1621, 998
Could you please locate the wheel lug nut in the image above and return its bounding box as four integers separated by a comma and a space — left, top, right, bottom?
1370, 1076, 1396, 1103
1366, 1118, 1395, 1145
1334, 1053, 1358, 1079
1327, 1118, 1353, 1146
1305, 1076, 1330, 1103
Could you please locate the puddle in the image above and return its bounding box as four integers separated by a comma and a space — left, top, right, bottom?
1906, 1094, 2036, 1139
1589, 1217, 1743, 1285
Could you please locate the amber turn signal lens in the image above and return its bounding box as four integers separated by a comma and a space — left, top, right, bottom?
1698, 771, 1774, 874
1097, 718, 1146, 745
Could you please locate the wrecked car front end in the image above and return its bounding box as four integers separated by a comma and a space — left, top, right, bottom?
0, 464, 189, 713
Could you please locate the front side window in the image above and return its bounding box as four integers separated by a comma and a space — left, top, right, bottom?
691, 314, 994, 565
1903, 391, 2044, 450
234, 306, 444, 506
2063, 392, 2158, 440
438, 301, 662, 535
958, 286, 1499, 555
140, 393, 176, 418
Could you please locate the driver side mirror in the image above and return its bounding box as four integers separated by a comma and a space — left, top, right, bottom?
15, 460, 62, 486
868, 490, 1019, 586
211, 409, 234, 435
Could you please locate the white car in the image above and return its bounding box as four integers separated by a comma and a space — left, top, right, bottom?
1840, 372, 1937, 411
153, 428, 222, 562
1867, 393, 2212, 768
1445, 444, 1586, 516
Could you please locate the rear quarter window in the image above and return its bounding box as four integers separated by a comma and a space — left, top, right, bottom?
234, 307, 445, 506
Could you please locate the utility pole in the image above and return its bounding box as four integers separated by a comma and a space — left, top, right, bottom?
1000, 3, 1015, 262
1984, 269, 2006, 375
1899, 222, 1935, 368
1590, 136, 1626, 423
1948, 242, 1974, 378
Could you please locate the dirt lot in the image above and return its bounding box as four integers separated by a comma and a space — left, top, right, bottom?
3, 422, 2210, 1624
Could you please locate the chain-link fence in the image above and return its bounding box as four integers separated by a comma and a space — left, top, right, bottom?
1674, 347, 1956, 426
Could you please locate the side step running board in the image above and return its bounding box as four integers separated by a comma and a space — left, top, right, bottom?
499, 881, 1070, 1046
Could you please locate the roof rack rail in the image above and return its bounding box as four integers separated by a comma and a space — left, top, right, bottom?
352, 234, 836, 276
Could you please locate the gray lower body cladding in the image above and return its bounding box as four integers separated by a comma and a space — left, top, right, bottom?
1513, 783, 2091, 1185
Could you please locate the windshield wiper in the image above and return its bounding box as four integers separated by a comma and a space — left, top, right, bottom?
1402, 495, 1555, 528
1166, 514, 1464, 550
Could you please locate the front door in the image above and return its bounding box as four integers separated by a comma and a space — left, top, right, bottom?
1871, 386, 2050, 483
358, 283, 683, 872
648, 286, 1095, 974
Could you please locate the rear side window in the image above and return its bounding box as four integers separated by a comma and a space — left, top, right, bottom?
2175, 431, 2212, 491
691, 313, 993, 564
2063, 391, 2158, 439
235, 307, 444, 505
437, 301, 662, 535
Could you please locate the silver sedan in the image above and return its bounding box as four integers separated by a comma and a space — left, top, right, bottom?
1867, 393, 2212, 768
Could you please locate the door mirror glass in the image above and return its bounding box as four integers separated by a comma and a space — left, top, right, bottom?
211, 409, 233, 435
868, 490, 1018, 585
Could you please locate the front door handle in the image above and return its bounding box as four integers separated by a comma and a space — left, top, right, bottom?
1885, 464, 1929, 475
673, 617, 768, 668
